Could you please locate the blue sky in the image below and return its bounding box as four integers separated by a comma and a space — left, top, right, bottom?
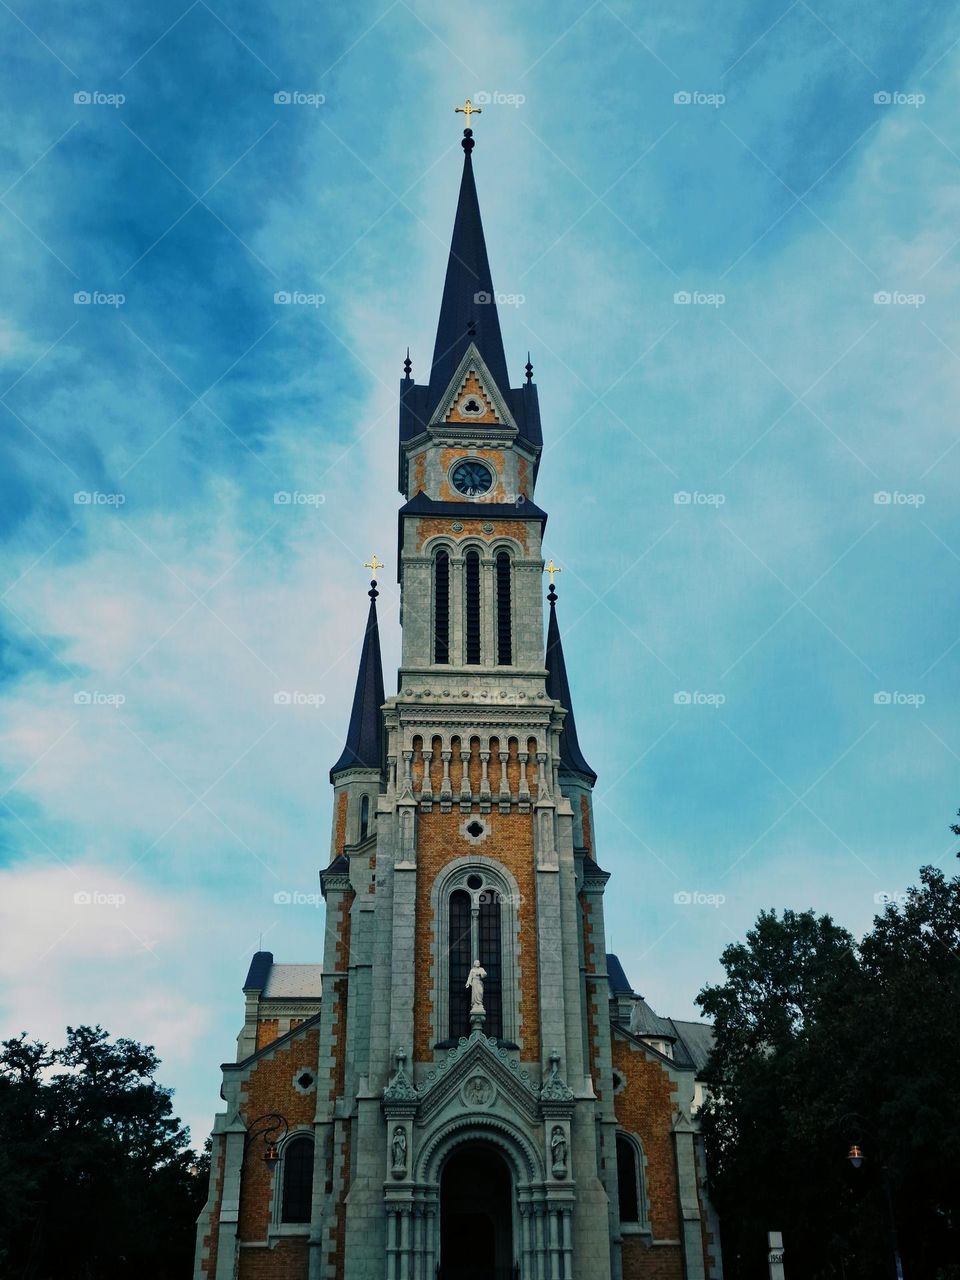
1, 0, 958, 1145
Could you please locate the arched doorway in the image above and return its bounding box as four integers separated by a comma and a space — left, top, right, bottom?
439, 1144, 514, 1280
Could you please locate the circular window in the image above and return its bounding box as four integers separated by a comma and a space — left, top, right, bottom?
451, 460, 493, 497
466, 872, 483, 889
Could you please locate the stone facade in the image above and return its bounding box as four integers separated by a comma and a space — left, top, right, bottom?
193, 129, 721, 1280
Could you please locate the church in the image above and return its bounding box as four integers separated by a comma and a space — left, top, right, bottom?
194, 115, 722, 1280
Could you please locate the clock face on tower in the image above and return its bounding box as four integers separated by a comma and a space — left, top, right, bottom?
451, 459, 494, 497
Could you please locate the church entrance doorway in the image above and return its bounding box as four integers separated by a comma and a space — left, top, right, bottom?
439, 1144, 514, 1280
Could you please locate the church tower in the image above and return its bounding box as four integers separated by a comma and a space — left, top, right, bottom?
194, 120, 721, 1280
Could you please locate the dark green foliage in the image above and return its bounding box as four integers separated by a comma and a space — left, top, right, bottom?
0, 1025, 209, 1280
697, 867, 960, 1279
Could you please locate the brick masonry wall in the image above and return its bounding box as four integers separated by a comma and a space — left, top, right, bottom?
412, 808, 540, 1062
238, 1240, 310, 1280
612, 1036, 681, 1252
200, 1139, 226, 1277
329, 893, 354, 1102
414, 517, 530, 554
620, 1240, 683, 1280
580, 796, 593, 854
334, 792, 348, 857
256, 1019, 280, 1050
237, 1027, 321, 1242
579, 894, 602, 1098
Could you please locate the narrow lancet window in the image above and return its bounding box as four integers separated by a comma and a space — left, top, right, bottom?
434, 550, 450, 664
478, 889, 503, 1038
495, 552, 512, 665
448, 889, 472, 1039
465, 549, 481, 663
281, 1136, 314, 1224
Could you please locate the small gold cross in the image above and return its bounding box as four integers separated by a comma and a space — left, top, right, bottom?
455, 98, 482, 127
364, 555, 385, 575
544, 558, 561, 585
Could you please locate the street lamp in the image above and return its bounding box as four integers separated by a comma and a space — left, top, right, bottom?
846, 1143, 863, 1171
838, 1115, 904, 1280
243, 1112, 289, 1167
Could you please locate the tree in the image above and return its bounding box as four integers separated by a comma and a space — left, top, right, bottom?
0, 1025, 209, 1280
697, 868, 960, 1280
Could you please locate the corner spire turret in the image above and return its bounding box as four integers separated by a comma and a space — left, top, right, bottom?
545, 582, 597, 785
330, 573, 385, 781
426, 127, 510, 416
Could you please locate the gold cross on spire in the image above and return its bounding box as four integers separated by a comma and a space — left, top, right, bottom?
544, 558, 562, 585
364, 555, 384, 576
455, 98, 481, 127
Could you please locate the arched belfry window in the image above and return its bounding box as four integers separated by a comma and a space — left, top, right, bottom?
447, 876, 503, 1041
495, 551, 512, 665
465, 549, 481, 664
280, 1135, 314, 1224
434, 549, 450, 664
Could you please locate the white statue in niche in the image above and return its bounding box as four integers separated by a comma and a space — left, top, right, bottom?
466, 959, 487, 1013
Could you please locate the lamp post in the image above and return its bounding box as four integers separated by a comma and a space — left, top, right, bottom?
840, 1114, 904, 1280
242, 1112, 289, 1169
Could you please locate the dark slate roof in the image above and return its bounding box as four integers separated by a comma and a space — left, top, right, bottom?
606, 952, 633, 994
545, 591, 597, 784
670, 1019, 715, 1075
242, 950, 274, 992
397, 136, 543, 492
330, 588, 385, 779
399, 491, 548, 523
427, 133, 510, 418
398, 375, 543, 455
631, 997, 678, 1041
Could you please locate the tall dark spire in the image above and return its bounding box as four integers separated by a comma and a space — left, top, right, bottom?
545, 584, 597, 784
330, 580, 385, 780
427, 129, 510, 415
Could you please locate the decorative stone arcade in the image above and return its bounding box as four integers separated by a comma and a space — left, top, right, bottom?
381, 1035, 576, 1280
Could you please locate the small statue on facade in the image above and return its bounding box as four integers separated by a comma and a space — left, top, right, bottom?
466, 959, 487, 1013
391, 1126, 407, 1172
551, 1125, 567, 1174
